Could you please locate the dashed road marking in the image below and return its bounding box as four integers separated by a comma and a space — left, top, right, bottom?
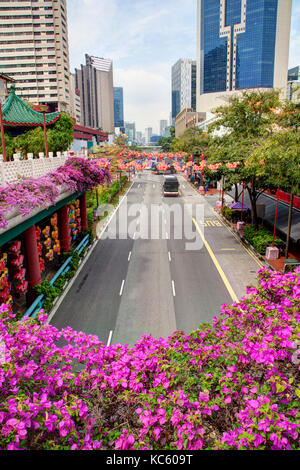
172, 280, 176, 297
106, 330, 113, 347
168, 252, 172, 262
119, 280, 125, 296
128, 251, 132, 261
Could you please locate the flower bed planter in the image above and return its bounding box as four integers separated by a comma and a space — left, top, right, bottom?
0, 266, 299, 450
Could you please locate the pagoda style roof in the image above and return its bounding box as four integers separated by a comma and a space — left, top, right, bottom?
0, 72, 15, 83
2, 86, 61, 127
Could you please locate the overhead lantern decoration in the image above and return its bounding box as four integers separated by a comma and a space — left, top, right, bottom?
208, 163, 223, 171
226, 161, 241, 170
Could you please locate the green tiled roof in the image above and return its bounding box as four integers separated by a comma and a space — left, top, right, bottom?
2, 86, 61, 127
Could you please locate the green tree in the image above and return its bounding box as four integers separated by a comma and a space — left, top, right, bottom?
207, 89, 282, 228
158, 127, 175, 152
114, 134, 128, 147
171, 126, 211, 158
250, 102, 300, 255
47, 113, 74, 153
0, 132, 15, 160
8, 113, 74, 157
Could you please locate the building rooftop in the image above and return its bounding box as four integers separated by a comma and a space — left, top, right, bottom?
0, 73, 15, 83
86, 54, 112, 72
2, 86, 61, 127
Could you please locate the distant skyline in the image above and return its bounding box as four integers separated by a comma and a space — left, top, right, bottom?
67, 0, 300, 134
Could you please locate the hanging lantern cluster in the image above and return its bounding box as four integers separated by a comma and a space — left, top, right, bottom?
51, 213, 61, 256
9, 240, 28, 297
42, 225, 54, 262
36, 226, 45, 273
37, 211, 60, 265
0, 251, 12, 307
69, 200, 81, 241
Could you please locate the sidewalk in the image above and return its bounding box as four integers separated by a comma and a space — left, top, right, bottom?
188, 180, 300, 273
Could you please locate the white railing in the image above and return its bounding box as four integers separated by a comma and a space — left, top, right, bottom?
0, 151, 87, 187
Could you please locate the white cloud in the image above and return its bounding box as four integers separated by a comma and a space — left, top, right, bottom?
289, 0, 300, 68
67, 0, 299, 133
114, 65, 170, 134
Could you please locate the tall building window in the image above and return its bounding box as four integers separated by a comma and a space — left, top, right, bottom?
200, 0, 278, 94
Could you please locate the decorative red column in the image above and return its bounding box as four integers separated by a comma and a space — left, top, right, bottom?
58, 204, 71, 253
80, 193, 88, 230
24, 225, 42, 305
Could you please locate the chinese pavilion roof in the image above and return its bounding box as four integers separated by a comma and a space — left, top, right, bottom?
2, 86, 61, 127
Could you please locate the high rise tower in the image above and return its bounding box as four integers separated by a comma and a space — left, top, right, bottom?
75, 54, 114, 133
197, 0, 292, 113
171, 59, 197, 124
0, 0, 71, 112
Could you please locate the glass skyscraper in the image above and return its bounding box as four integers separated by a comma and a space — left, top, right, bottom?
172, 59, 197, 124
197, 0, 292, 112
113, 87, 124, 130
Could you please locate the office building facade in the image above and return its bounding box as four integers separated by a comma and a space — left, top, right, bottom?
159, 119, 168, 137
0, 0, 70, 112
75, 54, 114, 133
197, 0, 292, 113
145, 127, 153, 144
172, 59, 197, 124
69, 73, 81, 124
114, 87, 124, 130
124, 122, 136, 143
287, 66, 300, 102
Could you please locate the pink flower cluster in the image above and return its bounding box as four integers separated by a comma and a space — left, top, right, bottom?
0, 158, 111, 229
0, 267, 299, 450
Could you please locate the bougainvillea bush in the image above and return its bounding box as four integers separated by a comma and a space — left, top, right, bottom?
0, 157, 111, 229
0, 268, 299, 450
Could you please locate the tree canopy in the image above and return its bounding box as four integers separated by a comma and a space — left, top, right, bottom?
0, 113, 74, 159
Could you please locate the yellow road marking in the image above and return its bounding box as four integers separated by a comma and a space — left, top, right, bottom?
193, 218, 239, 303
213, 211, 264, 268
184, 177, 263, 268
221, 248, 236, 251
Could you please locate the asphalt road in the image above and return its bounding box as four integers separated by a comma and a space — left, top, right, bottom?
50, 172, 261, 346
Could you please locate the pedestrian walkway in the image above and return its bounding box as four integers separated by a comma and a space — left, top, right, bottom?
187, 180, 300, 273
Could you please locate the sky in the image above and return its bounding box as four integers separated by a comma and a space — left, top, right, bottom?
67, 0, 300, 135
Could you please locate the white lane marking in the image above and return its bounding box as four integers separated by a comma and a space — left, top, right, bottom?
128, 251, 132, 261
168, 252, 172, 262
153, 184, 155, 189
106, 330, 113, 347
166, 232, 169, 239
119, 280, 125, 296
172, 280, 176, 297
138, 184, 140, 188
133, 232, 136, 240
